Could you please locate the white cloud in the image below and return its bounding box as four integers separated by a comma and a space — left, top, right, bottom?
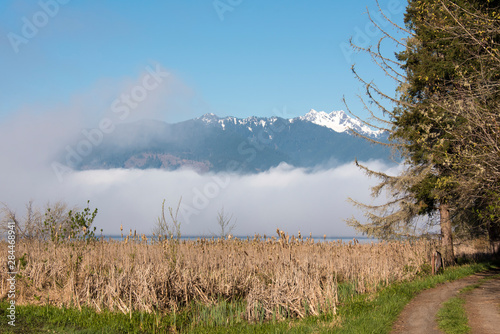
0, 153, 395, 237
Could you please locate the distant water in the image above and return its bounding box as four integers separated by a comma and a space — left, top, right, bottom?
102, 235, 377, 244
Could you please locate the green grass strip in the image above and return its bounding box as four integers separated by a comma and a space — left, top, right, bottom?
437, 296, 470, 334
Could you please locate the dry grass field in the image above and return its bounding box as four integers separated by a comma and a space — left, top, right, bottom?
0, 232, 446, 322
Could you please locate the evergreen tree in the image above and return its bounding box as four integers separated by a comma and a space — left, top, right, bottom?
415, 0, 500, 245
346, 0, 500, 262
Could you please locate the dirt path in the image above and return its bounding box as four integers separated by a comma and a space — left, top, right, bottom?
391, 269, 500, 334
464, 270, 500, 334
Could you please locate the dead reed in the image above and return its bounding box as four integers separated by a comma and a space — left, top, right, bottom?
0, 234, 432, 321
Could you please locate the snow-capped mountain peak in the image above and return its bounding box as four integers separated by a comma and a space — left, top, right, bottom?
198, 109, 382, 137
298, 109, 381, 137
199, 113, 220, 123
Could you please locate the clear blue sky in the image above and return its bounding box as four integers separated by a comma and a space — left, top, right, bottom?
0, 0, 407, 123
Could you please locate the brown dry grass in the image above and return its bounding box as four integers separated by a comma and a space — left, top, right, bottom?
454, 239, 500, 260
0, 235, 438, 321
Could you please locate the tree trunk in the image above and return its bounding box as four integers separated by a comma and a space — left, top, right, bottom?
440, 203, 455, 264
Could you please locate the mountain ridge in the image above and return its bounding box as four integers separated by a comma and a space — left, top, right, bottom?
195, 109, 382, 138
66, 110, 391, 173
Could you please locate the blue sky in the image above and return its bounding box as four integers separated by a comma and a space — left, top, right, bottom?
0, 0, 407, 124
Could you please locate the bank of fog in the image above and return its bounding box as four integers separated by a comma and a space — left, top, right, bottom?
51, 160, 395, 237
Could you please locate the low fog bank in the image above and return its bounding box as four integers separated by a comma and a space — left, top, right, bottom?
1, 157, 398, 237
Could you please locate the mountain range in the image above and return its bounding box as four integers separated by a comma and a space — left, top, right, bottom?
67, 109, 391, 173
